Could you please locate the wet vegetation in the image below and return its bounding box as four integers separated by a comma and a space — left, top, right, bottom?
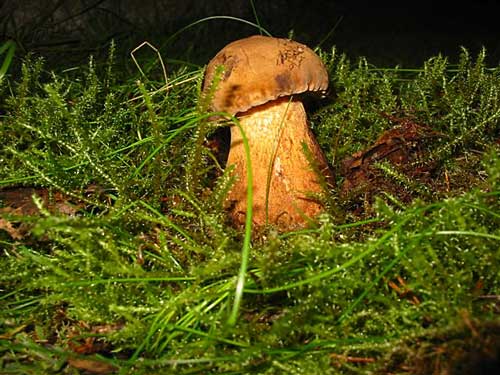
1, 32, 499, 374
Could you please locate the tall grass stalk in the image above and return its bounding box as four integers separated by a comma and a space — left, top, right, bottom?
0, 40, 16, 83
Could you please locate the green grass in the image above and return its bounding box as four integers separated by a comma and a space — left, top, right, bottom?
0, 38, 499, 374
0, 40, 16, 84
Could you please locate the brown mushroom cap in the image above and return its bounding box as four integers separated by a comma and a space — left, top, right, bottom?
203, 35, 328, 115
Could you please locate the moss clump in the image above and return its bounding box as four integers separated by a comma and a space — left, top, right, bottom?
1, 44, 499, 374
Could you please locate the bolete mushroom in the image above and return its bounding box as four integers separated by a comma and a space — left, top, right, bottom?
203, 35, 333, 230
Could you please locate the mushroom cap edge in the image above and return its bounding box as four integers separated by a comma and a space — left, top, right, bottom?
202, 35, 329, 115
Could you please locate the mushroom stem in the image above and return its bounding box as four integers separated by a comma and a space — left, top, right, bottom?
226, 97, 332, 229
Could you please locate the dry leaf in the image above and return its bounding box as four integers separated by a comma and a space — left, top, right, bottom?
0, 217, 23, 240
67, 358, 117, 374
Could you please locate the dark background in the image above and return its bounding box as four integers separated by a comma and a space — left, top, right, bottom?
2, 0, 500, 67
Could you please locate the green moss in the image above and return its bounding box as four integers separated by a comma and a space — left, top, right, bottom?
1, 44, 499, 374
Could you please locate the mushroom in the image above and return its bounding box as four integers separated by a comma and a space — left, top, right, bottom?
203, 35, 333, 230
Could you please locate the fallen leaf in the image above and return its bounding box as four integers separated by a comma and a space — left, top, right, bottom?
67, 357, 117, 374
0, 217, 23, 240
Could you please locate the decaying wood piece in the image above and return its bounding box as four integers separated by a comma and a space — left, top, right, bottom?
341, 119, 442, 203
